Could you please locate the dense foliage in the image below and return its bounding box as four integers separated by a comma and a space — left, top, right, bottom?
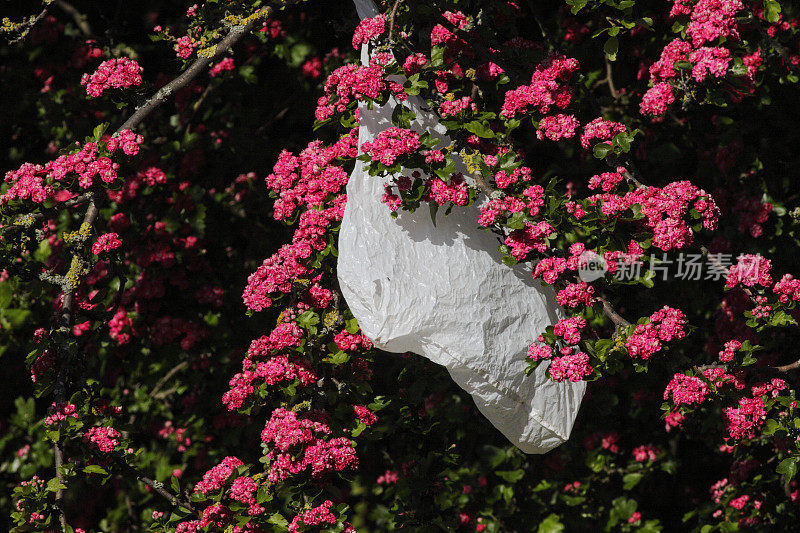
2, 0, 800, 531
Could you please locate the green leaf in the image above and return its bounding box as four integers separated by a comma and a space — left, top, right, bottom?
84, 465, 109, 475
47, 477, 68, 492
0, 282, 12, 308
296, 311, 320, 330
345, 318, 360, 334
777, 457, 798, 481
593, 142, 613, 159
351, 421, 367, 437
496, 469, 524, 483
324, 350, 351, 365
614, 132, 631, 152
506, 211, 527, 230
567, 0, 588, 14
537, 514, 565, 533
623, 472, 643, 490
604, 36, 619, 62
267, 513, 289, 531
431, 45, 445, 67
765, 0, 781, 23
763, 419, 781, 436
770, 310, 797, 327
464, 121, 495, 139
429, 202, 439, 226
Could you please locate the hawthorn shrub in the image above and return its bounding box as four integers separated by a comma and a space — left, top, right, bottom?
2, 0, 800, 531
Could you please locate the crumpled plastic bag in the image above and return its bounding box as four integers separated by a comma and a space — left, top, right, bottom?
337, 0, 586, 454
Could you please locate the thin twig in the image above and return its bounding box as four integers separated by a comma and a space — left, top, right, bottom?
108, 454, 197, 514
148, 361, 189, 398
52, 197, 98, 533
7, 1, 52, 45
388, 0, 403, 41
773, 359, 800, 372
116, 2, 293, 134
604, 56, 618, 100
0, 193, 95, 237
103, 271, 127, 322
55, 0, 92, 37
598, 295, 631, 328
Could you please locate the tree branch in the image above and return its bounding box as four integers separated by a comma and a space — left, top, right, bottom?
7, 1, 52, 45
597, 295, 631, 328
0, 193, 94, 237
148, 361, 189, 399
115, 2, 293, 135
388, 0, 403, 41
773, 359, 800, 372
108, 454, 197, 515
55, 0, 92, 37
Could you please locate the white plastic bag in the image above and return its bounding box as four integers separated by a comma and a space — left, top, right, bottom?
337, 0, 586, 453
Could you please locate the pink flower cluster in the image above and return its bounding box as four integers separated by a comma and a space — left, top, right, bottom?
316, 61, 386, 121
44, 402, 79, 426
334, 329, 374, 351
81, 58, 142, 98
725, 396, 766, 439
642, 0, 748, 114
289, 500, 346, 533
537, 114, 579, 141
268, 131, 357, 220
626, 306, 687, 359
533, 256, 567, 284
83, 426, 121, 453
361, 127, 420, 166
650, 39, 692, 81
730, 194, 772, 237
588, 168, 625, 192
354, 405, 377, 426
687, 0, 744, 47
493, 166, 534, 190
579, 117, 626, 149
377, 470, 399, 484
223, 352, 316, 411
590, 181, 719, 251
773, 273, 800, 303
632, 445, 660, 462
528, 342, 553, 361
640, 82, 675, 116
429, 173, 469, 206
726, 254, 772, 288
209, 57, 235, 78
718, 339, 741, 363
439, 96, 477, 117
689, 47, 732, 83
553, 316, 586, 345
504, 221, 554, 260
664, 373, 709, 406
1, 133, 142, 203
262, 408, 358, 482
430, 10, 469, 49
174, 35, 195, 59
106, 129, 144, 156
246, 133, 357, 311
92, 232, 122, 255
352, 14, 385, 49
556, 282, 595, 308
403, 53, 428, 75
500, 55, 578, 118
549, 351, 592, 382
229, 476, 263, 515
194, 456, 243, 495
